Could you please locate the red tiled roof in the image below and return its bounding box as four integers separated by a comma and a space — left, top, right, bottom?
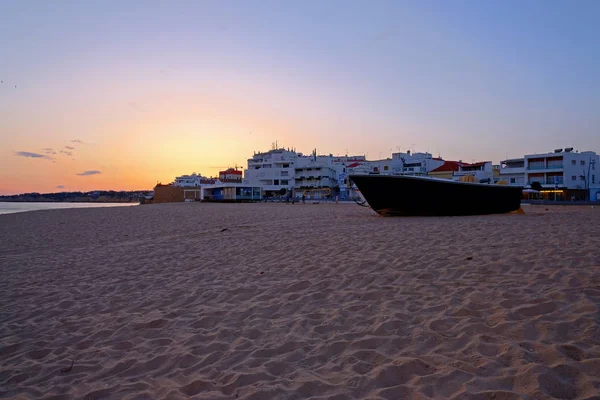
430, 161, 465, 172
347, 162, 362, 168
220, 169, 242, 175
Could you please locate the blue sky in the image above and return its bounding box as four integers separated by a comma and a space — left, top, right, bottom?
1, 0, 598, 192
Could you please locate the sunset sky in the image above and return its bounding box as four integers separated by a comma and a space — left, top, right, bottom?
1, 0, 599, 194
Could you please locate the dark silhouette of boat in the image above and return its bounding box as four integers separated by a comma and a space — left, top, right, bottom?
350, 174, 523, 216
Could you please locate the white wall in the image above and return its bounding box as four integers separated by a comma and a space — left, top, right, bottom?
245, 149, 298, 192
524, 151, 598, 190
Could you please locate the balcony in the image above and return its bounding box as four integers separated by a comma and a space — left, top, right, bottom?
499, 166, 525, 174
527, 164, 563, 170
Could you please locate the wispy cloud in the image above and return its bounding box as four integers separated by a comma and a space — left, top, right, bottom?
76, 170, 101, 176
56, 185, 64, 189
14, 151, 53, 160
43, 148, 57, 155
71, 139, 96, 145
64, 146, 75, 150
60, 150, 73, 156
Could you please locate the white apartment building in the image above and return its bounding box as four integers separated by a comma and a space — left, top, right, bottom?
524, 148, 598, 200
244, 148, 298, 195
363, 158, 396, 175
244, 147, 366, 197
294, 164, 338, 199
294, 151, 366, 199
498, 158, 526, 186
174, 173, 215, 187
390, 151, 445, 175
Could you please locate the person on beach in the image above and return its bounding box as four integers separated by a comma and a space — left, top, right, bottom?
302, 194, 306, 204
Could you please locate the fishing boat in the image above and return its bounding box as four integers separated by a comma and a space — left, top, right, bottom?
349, 174, 523, 216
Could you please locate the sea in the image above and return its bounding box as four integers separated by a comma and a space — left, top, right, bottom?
0, 202, 138, 216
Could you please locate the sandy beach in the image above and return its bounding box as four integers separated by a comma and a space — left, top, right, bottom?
1, 202, 599, 399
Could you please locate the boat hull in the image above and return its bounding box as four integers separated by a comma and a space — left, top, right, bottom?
350, 174, 523, 216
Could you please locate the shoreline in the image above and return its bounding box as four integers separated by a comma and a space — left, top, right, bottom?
0, 201, 138, 216
0, 200, 140, 203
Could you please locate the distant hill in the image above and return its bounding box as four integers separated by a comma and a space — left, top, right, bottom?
0, 190, 153, 203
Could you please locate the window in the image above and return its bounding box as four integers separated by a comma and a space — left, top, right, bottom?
581, 160, 585, 166
593, 175, 596, 184
344, 179, 348, 184
281, 171, 288, 177
510, 178, 516, 184
384, 166, 389, 171
571, 160, 576, 165
281, 180, 288, 185
238, 187, 252, 197
274, 179, 279, 185
580, 176, 585, 181
572, 176, 577, 181
282, 163, 289, 168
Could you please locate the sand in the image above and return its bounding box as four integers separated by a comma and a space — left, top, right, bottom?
1, 202, 599, 399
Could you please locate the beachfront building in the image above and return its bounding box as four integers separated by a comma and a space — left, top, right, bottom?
497, 158, 526, 186
425, 160, 494, 182
453, 161, 494, 182
364, 158, 396, 174
391, 151, 445, 175
293, 149, 337, 199
219, 168, 243, 183
154, 181, 262, 203
174, 173, 215, 187
294, 165, 337, 199
428, 161, 466, 180
244, 147, 367, 199
524, 148, 599, 201
244, 148, 299, 197
203, 184, 262, 202
332, 161, 367, 200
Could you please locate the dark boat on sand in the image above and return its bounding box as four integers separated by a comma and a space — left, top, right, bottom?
350, 174, 523, 216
